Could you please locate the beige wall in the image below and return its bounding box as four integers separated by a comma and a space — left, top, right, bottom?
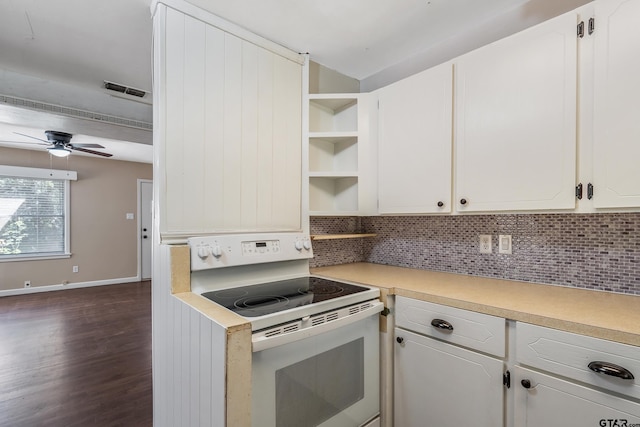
0, 146, 152, 291
309, 61, 360, 94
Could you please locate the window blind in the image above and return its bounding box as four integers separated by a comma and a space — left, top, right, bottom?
0, 176, 66, 257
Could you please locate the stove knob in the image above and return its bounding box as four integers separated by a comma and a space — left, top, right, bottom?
294, 240, 303, 251
303, 240, 312, 251
211, 245, 222, 258
197, 246, 210, 259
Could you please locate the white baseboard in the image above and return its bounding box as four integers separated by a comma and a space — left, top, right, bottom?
0, 276, 143, 297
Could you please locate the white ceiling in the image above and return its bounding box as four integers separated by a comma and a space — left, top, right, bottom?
0, 0, 152, 93
187, 0, 531, 80
0, 0, 592, 163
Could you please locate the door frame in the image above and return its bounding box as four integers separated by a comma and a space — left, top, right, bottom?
138, 179, 153, 280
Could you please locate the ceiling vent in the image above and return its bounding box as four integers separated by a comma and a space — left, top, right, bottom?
104, 81, 147, 98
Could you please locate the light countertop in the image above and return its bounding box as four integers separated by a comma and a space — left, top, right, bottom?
311, 262, 640, 347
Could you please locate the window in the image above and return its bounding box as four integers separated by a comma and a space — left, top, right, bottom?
0, 166, 77, 261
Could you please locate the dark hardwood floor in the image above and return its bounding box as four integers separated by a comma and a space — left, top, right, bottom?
0, 281, 152, 427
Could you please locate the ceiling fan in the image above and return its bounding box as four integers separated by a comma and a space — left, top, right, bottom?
8, 130, 113, 158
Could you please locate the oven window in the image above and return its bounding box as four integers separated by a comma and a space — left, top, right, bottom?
275, 338, 364, 427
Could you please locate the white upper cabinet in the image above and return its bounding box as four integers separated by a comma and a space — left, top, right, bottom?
591, 0, 640, 208
455, 11, 578, 212
154, 3, 303, 239
377, 62, 453, 214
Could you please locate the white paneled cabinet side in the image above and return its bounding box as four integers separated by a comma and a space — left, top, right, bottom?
156, 4, 303, 241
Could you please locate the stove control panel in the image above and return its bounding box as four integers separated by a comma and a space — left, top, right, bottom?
188, 233, 313, 271
242, 239, 280, 256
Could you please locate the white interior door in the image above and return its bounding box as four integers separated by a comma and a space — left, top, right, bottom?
140, 180, 153, 280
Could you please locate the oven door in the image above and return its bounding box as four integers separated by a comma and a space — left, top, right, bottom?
251, 312, 380, 427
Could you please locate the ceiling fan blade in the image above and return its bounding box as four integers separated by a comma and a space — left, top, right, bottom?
0, 139, 49, 146
70, 143, 105, 149
71, 146, 113, 157
13, 132, 50, 144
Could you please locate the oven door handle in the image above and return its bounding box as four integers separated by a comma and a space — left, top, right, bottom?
252, 301, 384, 352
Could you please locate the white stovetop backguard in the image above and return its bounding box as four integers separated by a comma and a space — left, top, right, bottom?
188, 232, 314, 294
188, 232, 314, 271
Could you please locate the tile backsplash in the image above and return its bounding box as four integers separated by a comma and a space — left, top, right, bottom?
310, 213, 640, 295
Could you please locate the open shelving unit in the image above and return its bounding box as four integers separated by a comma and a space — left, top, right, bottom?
308, 94, 361, 216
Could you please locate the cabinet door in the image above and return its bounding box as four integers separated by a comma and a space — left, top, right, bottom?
514, 366, 640, 427
378, 62, 453, 214
158, 7, 302, 237
394, 328, 504, 427
455, 11, 577, 212
592, 0, 640, 208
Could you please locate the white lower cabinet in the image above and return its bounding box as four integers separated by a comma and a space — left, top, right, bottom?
393, 298, 640, 427
393, 297, 506, 427
394, 328, 505, 427
514, 366, 640, 427
514, 322, 640, 427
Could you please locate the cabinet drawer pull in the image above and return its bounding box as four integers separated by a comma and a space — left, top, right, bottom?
588, 361, 635, 380
430, 318, 454, 331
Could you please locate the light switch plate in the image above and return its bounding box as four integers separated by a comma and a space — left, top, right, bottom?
499, 235, 512, 254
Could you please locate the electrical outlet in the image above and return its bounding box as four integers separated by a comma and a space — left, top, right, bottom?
73, 266, 79, 273
24, 280, 31, 288
499, 235, 512, 254
479, 235, 492, 254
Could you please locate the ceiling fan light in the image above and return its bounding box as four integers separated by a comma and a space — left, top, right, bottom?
48, 146, 72, 158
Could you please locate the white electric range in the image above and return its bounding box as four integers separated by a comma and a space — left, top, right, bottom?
188, 232, 382, 427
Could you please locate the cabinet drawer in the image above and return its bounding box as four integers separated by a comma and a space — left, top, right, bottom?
516, 322, 640, 399
395, 296, 506, 357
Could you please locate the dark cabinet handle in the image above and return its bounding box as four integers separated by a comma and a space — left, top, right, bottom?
460, 198, 467, 205
521, 379, 532, 389
588, 361, 634, 380
437, 201, 444, 207
430, 318, 454, 331
396, 337, 404, 344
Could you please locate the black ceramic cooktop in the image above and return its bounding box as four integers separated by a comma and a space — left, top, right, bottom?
201, 276, 369, 317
